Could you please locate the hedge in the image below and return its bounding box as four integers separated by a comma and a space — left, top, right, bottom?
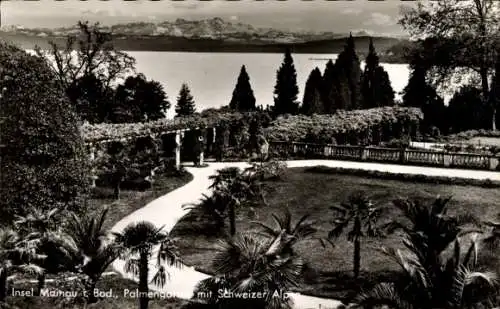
263, 107, 424, 145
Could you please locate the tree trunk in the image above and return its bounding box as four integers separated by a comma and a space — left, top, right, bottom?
139, 253, 149, 309
113, 182, 121, 200
85, 277, 98, 304
229, 203, 236, 236
492, 108, 497, 131
0, 268, 7, 302
353, 238, 361, 279
36, 273, 45, 296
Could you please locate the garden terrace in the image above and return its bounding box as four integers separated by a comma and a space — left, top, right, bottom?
264, 106, 424, 144
170, 166, 500, 304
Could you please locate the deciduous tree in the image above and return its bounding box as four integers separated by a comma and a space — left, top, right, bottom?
399, 0, 500, 129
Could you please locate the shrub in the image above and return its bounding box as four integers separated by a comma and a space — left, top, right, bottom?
0, 44, 90, 222
247, 160, 288, 181
264, 106, 423, 144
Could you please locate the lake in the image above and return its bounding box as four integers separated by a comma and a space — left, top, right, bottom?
128, 52, 411, 118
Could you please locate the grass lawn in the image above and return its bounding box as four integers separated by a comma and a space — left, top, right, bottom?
170, 166, 500, 303
8, 170, 193, 309
86, 170, 193, 230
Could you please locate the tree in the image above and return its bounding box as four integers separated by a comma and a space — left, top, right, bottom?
301, 67, 324, 115
328, 191, 384, 278
321, 60, 340, 114
352, 197, 497, 309
447, 86, 489, 132
14, 207, 64, 295
332, 33, 363, 111
252, 209, 326, 257
36, 21, 136, 123
175, 83, 196, 117
66, 208, 121, 304
0, 228, 44, 302
66, 73, 113, 123
114, 221, 182, 309
0, 44, 90, 223
399, 0, 500, 130
384, 197, 481, 277
273, 48, 300, 116
402, 56, 447, 133
208, 167, 259, 236
229, 65, 256, 112
192, 233, 304, 309
361, 38, 395, 108
490, 54, 500, 130
114, 73, 170, 122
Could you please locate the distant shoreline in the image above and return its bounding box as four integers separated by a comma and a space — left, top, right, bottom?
2, 33, 409, 64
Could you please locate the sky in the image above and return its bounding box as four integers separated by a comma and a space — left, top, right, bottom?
2, 0, 416, 36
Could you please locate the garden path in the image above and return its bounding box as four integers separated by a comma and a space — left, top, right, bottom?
111, 160, 500, 309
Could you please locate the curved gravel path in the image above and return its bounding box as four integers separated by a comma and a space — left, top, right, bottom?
111, 160, 500, 309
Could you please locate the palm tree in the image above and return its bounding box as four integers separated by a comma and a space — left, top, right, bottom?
351, 232, 498, 309
384, 196, 481, 274
114, 221, 182, 309
14, 207, 62, 295
209, 167, 259, 236
66, 207, 121, 304
252, 209, 327, 256
482, 213, 500, 251
182, 192, 230, 233
0, 228, 44, 302
328, 191, 384, 278
193, 233, 304, 309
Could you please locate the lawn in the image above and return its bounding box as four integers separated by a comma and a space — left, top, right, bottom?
170, 166, 500, 302
8, 170, 193, 309
86, 170, 193, 230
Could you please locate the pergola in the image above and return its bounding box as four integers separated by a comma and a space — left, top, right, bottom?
85, 126, 218, 187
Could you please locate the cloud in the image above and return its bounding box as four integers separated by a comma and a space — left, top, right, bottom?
364, 12, 394, 26
342, 8, 362, 15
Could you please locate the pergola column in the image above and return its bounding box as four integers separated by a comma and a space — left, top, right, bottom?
175, 130, 182, 170
89, 143, 97, 188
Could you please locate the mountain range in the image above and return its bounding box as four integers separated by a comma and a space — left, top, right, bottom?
0, 17, 410, 62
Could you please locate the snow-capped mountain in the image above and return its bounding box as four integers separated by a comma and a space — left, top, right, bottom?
3, 17, 344, 43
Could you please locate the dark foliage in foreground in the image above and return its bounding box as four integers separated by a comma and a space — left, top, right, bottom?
0, 43, 90, 224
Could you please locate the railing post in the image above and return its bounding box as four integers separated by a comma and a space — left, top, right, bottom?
361, 147, 369, 161
489, 156, 499, 170
399, 148, 407, 164
443, 153, 452, 167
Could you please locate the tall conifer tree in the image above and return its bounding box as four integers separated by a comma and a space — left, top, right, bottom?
273, 48, 299, 115
175, 83, 196, 117
402, 56, 446, 132
301, 67, 324, 115
333, 33, 362, 110
361, 38, 394, 108
229, 65, 256, 112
